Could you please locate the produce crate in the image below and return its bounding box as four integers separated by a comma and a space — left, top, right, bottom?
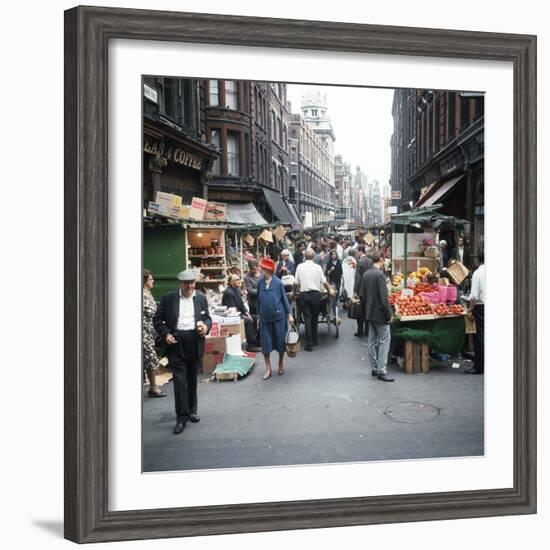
404, 341, 430, 374
397, 313, 436, 322
395, 304, 435, 322
431, 303, 466, 318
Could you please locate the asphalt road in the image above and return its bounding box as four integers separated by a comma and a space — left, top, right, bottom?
143, 313, 484, 472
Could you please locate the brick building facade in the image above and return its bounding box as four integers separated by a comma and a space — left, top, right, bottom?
391, 88, 484, 256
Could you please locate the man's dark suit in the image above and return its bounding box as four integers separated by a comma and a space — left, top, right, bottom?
354, 255, 374, 295
154, 291, 212, 420
450, 246, 471, 270
353, 255, 373, 337
276, 260, 295, 278
222, 285, 257, 348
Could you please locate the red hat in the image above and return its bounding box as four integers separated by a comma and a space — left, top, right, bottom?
259, 257, 276, 273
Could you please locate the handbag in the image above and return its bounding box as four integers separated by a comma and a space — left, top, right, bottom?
281, 274, 295, 287
348, 298, 363, 320
285, 323, 301, 357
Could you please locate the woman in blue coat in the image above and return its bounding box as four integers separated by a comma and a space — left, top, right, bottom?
257, 257, 294, 380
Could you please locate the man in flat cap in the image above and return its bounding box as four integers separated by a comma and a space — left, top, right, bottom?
154, 269, 212, 435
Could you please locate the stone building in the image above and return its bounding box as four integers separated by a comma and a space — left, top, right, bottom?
334, 154, 353, 224
289, 111, 334, 225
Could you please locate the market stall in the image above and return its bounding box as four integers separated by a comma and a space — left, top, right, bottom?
185, 225, 227, 290
389, 204, 470, 288
389, 278, 468, 373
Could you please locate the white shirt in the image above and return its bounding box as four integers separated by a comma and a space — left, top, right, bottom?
177, 290, 196, 330
336, 243, 344, 261
458, 246, 464, 263
469, 264, 485, 304
294, 260, 326, 292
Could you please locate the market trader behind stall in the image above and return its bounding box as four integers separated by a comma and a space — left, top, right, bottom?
222, 273, 261, 353
154, 270, 212, 435
294, 248, 334, 352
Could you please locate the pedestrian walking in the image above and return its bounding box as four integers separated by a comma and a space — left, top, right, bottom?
294, 248, 334, 352
143, 269, 167, 398
361, 252, 394, 382
243, 260, 261, 345
465, 250, 485, 375
293, 241, 306, 271
341, 253, 356, 307
325, 249, 342, 312
257, 258, 294, 380
222, 274, 260, 352
153, 270, 212, 434
353, 245, 373, 337
336, 238, 344, 261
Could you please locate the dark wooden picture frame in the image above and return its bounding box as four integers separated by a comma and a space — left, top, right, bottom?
64, 5, 536, 543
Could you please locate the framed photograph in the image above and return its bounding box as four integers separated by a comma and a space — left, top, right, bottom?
64, 6, 536, 543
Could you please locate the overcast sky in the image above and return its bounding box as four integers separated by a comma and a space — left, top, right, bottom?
286, 84, 394, 186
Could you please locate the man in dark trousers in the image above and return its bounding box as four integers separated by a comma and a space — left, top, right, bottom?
353, 245, 373, 337
154, 270, 212, 434
465, 250, 485, 374
361, 252, 394, 382
294, 248, 334, 351
222, 273, 260, 352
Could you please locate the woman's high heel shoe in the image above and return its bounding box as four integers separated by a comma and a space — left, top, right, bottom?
147, 388, 167, 398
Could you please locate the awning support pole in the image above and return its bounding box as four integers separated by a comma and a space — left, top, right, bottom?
404, 224, 408, 288
239, 232, 243, 276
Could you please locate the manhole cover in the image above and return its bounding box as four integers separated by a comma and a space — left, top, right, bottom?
383, 401, 440, 424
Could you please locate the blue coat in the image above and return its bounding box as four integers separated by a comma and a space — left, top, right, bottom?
257, 275, 291, 322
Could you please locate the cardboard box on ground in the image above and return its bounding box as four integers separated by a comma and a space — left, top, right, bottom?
202, 320, 246, 374
202, 337, 226, 374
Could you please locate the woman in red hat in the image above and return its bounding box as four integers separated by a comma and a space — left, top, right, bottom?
257, 257, 294, 379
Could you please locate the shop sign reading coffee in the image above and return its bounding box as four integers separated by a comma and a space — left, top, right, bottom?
144, 137, 203, 171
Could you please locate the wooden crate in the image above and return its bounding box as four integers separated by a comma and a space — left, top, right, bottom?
215, 371, 239, 382
404, 340, 429, 374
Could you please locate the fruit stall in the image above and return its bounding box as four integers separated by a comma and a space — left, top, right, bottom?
389, 204, 470, 288
389, 278, 467, 373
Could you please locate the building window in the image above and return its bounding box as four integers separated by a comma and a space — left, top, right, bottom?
210, 129, 221, 176
257, 143, 263, 181
162, 78, 178, 121
475, 96, 484, 120
435, 98, 441, 152
227, 132, 240, 176
460, 96, 470, 132
225, 80, 238, 110
208, 80, 219, 106
311, 109, 318, 117
448, 92, 456, 142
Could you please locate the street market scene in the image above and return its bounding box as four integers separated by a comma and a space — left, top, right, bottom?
142, 78, 485, 471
